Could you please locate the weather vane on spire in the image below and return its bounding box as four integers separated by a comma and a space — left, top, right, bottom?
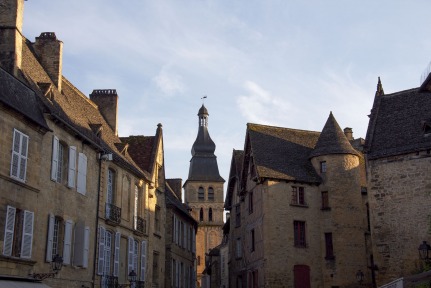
201, 95, 207, 104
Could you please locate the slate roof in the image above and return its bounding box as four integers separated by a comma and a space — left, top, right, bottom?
0, 67, 49, 130
17, 36, 149, 180
247, 123, 322, 183
187, 105, 224, 183
120, 135, 155, 177
224, 150, 244, 210
365, 86, 431, 159
309, 112, 360, 158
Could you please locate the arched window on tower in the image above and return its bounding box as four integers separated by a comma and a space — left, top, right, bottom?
209, 208, 213, 222
208, 187, 214, 201
198, 187, 204, 201
199, 208, 204, 222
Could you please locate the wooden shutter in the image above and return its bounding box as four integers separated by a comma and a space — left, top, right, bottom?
46, 214, 55, 262
3, 206, 16, 256
68, 146, 77, 188
20, 210, 34, 259
77, 153, 87, 195
128, 236, 134, 274
141, 240, 147, 281
63, 220, 73, 265
19, 133, 28, 181
51, 136, 59, 181
83, 226, 90, 268
113, 232, 121, 276
11, 129, 28, 181
294, 265, 310, 288
97, 226, 106, 275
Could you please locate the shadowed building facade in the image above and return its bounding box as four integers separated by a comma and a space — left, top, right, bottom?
184, 105, 225, 287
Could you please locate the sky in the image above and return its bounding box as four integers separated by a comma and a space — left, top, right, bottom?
23, 1, 431, 198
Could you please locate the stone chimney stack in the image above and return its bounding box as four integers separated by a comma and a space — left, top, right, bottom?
33, 32, 63, 91
90, 89, 119, 136
344, 127, 354, 141
0, 0, 24, 76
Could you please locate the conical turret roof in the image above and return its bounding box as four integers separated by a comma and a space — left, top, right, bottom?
309, 112, 360, 158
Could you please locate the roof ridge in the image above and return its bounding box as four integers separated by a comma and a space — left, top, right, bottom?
247, 122, 321, 134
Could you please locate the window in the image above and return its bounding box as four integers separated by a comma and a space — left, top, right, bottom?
291, 187, 306, 206
321, 191, 329, 210
248, 270, 258, 288
128, 237, 139, 278
199, 208, 204, 222
97, 227, 118, 276
3, 206, 34, 259
235, 204, 241, 227
248, 192, 253, 214
250, 229, 255, 252
77, 153, 87, 194
152, 251, 159, 286
208, 187, 214, 201
134, 184, 139, 230
325, 233, 334, 259
320, 161, 327, 173
46, 215, 73, 265
198, 187, 204, 201
294, 221, 306, 248
294, 265, 310, 288
155, 206, 161, 232
236, 238, 242, 258
140, 241, 147, 281
73, 221, 90, 268
208, 208, 213, 222
51, 136, 77, 187
10, 129, 29, 182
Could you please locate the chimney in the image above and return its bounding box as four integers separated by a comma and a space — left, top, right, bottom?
33, 32, 63, 91
344, 127, 354, 141
0, 0, 24, 76
90, 89, 119, 136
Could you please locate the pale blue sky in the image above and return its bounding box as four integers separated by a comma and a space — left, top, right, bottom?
23, 1, 431, 192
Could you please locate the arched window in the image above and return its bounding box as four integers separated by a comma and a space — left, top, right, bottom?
208, 187, 214, 201
209, 208, 213, 222
198, 187, 204, 201
199, 208, 204, 222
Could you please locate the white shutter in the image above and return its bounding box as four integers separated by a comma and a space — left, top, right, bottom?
46, 214, 55, 262
77, 153, 87, 195
97, 226, 106, 275
20, 210, 34, 259
63, 220, 73, 265
140, 240, 147, 281
133, 241, 138, 275
128, 236, 134, 274
68, 146, 77, 188
113, 232, 121, 276
10, 129, 28, 182
19, 133, 28, 181
3, 206, 16, 256
83, 226, 90, 268
51, 136, 59, 181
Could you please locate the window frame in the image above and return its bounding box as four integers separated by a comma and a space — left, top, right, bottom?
291, 186, 306, 206
10, 129, 29, 182
325, 232, 335, 260
293, 220, 306, 248
321, 191, 330, 210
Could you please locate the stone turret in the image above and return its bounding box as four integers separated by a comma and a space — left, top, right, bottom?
0, 0, 24, 76
33, 32, 63, 91
90, 89, 119, 136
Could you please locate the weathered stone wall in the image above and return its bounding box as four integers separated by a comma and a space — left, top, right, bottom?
367, 152, 431, 285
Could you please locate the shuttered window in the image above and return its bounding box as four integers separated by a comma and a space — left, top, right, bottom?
77, 153, 87, 195
97, 226, 106, 275
63, 220, 73, 264
3, 206, 34, 259
113, 232, 121, 276
140, 240, 147, 281
67, 146, 77, 188
10, 129, 29, 182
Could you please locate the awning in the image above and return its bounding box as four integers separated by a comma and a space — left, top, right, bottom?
0, 280, 52, 288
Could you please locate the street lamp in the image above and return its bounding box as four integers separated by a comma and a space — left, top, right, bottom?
128, 270, 137, 284
418, 241, 431, 260
29, 254, 63, 280
356, 270, 364, 284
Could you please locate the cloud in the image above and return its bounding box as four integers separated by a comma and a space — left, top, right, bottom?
236, 80, 291, 125
153, 67, 186, 96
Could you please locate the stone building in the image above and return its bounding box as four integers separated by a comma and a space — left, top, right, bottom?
184, 105, 225, 286
164, 178, 197, 288
0, 0, 173, 287
365, 77, 431, 285
225, 113, 371, 288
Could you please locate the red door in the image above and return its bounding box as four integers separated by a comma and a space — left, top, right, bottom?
294, 265, 310, 288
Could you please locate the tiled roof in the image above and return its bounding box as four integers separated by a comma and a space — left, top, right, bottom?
247, 123, 321, 183
18, 37, 148, 180
166, 178, 182, 199
309, 112, 360, 158
165, 181, 196, 224
120, 135, 155, 175
0, 67, 49, 130
366, 87, 431, 159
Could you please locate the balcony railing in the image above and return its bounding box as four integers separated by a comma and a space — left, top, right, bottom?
105, 203, 121, 224
135, 216, 146, 234
101, 275, 118, 288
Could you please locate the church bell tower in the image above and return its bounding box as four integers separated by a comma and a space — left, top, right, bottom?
184, 105, 225, 286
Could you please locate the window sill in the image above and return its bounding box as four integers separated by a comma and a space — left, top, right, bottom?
290, 203, 308, 208
325, 256, 335, 261
321, 207, 331, 211
0, 174, 40, 193
0, 255, 36, 266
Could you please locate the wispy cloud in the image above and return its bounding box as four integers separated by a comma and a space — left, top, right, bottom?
153, 67, 186, 96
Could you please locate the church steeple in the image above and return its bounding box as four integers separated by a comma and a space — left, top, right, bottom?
187, 105, 224, 182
